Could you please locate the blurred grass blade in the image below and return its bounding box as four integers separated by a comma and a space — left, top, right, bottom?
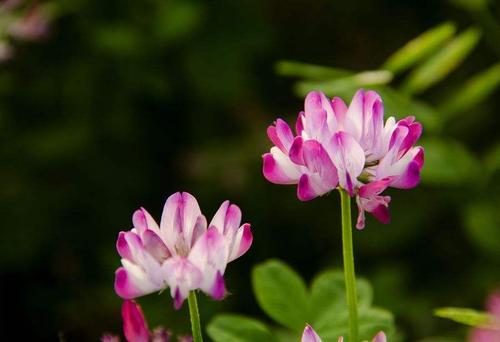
434, 308, 498, 328
484, 142, 500, 176
402, 28, 481, 95
276, 60, 352, 80
295, 70, 392, 97
449, 0, 487, 12
439, 63, 500, 119
383, 22, 456, 74
420, 138, 480, 186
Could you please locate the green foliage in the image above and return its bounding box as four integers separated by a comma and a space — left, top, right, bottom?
209, 260, 396, 342
206, 314, 278, 342
434, 307, 495, 327
420, 138, 480, 185
252, 259, 309, 331
276, 60, 352, 80
383, 22, 457, 74
401, 28, 481, 94
439, 63, 500, 118
464, 201, 500, 257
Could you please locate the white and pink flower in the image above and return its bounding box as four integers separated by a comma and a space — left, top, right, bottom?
263, 89, 424, 229
114, 192, 252, 309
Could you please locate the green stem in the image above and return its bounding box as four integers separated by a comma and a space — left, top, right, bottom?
188, 291, 203, 342
339, 189, 359, 342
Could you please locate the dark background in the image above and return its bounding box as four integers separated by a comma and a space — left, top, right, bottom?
1, 0, 499, 340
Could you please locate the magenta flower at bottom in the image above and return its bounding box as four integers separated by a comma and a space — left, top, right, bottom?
302, 324, 386, 342
114, 192, 253, 309
469, 289, 500, 341
102, 300, 192, 342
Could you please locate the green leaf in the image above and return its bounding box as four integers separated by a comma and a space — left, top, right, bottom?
420, 138, 480, 185
402, 28, 481, 94
309, 270, 373, 325
252, 259, 309, 331
316, 307, 395, 341
275, 60, 352, 80
440, 63, 500, 118
383, 22, 457, 74
464, 201, 500, 257
207, 314, 278, 342
434, 307, 496, 328
294, 70, 393, 98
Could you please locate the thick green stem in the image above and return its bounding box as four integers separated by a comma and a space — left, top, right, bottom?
339, 189, 359, 342
188, 291, 203, 342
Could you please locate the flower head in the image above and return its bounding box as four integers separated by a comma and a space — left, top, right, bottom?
263, 89, 424, 228
469, 289, 500, 341
301, 324, 386, 342
114, 192, 252, 309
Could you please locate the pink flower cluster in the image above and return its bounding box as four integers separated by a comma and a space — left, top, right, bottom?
263, 89, 424, 229
302, 324, 386, 342
114, 192, 253, 309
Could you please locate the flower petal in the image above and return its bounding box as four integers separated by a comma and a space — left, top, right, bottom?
356, 195, 391, 229
228, 223, 253, 262
132, 207, 160, 236
114, 263, 160, 299
329, 132, 365, 195
142, 229, 171, 262
209, 201, 242, 237
302, 139, 338, 191
303, 91, 332, 140
188, 227, 229, 300
262, 147, 302, 184
267, 118, 294, 153
160, 192, 207, 255
301, 324, 322, 342
289, 136, 305, 166
372, 331, 387, 342
122, 300, 150, 342
163, 256, 203, 309
344, 89, 365, 141
358, 177, 395, 198
332, 96, 347, 128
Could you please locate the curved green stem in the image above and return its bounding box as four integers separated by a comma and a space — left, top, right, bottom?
339, 189, 359, 342
188, 291, 203, 342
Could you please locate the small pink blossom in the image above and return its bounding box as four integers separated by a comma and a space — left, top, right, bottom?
102, 300, 194, 342
301, 324, 386, 342
469, 289, 500, 341
114, 192, 252, 309
122, 300, 150, 342
263, 89, 424, 229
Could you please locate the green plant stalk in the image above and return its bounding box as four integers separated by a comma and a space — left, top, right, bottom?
339, 189, 359, 342
188, 291, 203, 342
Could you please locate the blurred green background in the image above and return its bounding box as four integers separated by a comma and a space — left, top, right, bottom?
1, 0, 499, 340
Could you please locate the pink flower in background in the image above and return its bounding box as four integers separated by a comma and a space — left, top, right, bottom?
301, 324, 386, 342
262, 89, 424, 229
102, 300, 191, 342
122, 300, 150, 342
8, 4, 50, 41
469, 289, 500, 342
114, 192, 252, 309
